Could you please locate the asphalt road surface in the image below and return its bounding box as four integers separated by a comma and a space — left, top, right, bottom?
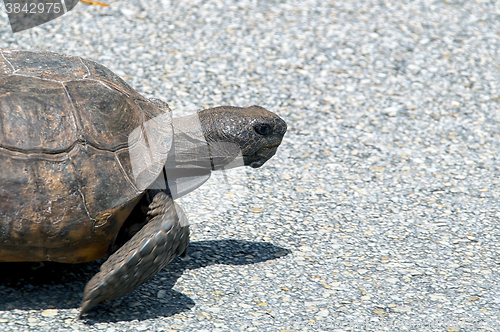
0, 0, 499, 331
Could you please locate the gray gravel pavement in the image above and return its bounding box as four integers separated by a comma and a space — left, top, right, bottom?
1, 0, 500, 331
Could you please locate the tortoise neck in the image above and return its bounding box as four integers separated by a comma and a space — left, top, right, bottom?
170, 112, 213, 169
196, 109, 245, 170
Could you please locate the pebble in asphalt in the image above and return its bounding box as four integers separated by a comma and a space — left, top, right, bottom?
0, 0, 499, 331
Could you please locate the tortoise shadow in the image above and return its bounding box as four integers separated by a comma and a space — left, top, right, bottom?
0, 239, 290, 322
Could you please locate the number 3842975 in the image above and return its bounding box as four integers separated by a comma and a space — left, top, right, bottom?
5, 2, 62, 14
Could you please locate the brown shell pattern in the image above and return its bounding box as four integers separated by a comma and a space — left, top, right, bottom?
0, 50, 170, 263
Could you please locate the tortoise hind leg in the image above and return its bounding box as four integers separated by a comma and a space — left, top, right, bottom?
79, 192, 189, 317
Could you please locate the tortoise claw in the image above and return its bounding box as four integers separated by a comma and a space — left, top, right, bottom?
79, 193, 189, 317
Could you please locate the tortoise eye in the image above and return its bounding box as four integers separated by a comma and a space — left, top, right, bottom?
254, 124, 272, 136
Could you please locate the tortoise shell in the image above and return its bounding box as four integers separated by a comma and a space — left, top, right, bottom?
0, 50, 172, 263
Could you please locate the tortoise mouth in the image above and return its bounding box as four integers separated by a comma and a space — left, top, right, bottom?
250, 160, 265, 168
245, 145, 280, 168
261, 143, 281, 150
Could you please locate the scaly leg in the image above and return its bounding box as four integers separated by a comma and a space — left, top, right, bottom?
79, 192, 189, 317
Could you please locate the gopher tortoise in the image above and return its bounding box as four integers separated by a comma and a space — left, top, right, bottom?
0, 50, 287, 316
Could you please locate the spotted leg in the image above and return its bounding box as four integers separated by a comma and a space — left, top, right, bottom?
79, 192, 189, 317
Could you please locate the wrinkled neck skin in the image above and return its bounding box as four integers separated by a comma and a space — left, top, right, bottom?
170, 112, 243, 171
169, 113, 211, 170
158, 112, 242, 199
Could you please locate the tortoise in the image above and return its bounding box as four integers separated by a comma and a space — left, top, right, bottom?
0, 49, 287, 316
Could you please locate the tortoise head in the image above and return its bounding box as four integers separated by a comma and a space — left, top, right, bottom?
197, 105, 287, 169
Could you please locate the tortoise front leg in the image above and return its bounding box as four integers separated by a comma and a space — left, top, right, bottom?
79, 192, 189, 317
